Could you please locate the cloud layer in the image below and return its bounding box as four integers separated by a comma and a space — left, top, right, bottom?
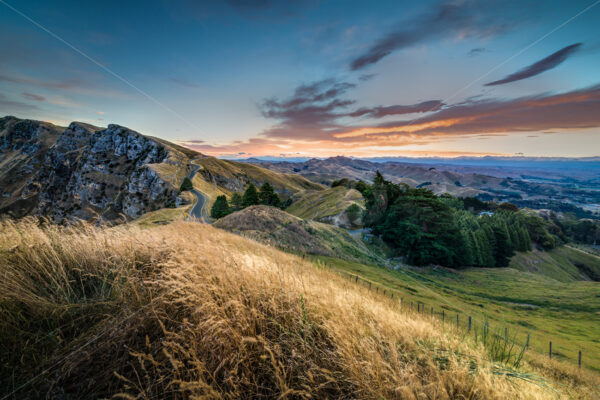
183, 83, 600, 157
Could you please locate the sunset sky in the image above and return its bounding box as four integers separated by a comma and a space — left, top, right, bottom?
1, 0, 599, 158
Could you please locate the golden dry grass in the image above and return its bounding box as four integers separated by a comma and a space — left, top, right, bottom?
0, 218, 597, 399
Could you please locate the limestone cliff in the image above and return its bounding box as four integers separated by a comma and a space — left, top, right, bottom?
0, 116, 195, 222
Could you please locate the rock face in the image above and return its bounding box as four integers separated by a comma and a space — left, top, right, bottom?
0, 116, 192, 223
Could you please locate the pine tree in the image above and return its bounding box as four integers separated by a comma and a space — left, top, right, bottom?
242, 183, 259, 207
230, 192, 243, 211
258, 182, 281, 207
210, 195, 231, 218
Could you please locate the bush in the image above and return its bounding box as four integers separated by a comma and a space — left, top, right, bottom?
210, 195, 231, 219
242, 183, 259, 207
345, 204, 362, 224
180, 177, 193, 192
259, 182, 282, 208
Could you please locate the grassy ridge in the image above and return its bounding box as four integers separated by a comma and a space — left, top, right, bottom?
286, 186, 364, 220
312, 245, 600, 372
214, 205, 383, 265
2, 219, 597, 398
194, 157, 325, 194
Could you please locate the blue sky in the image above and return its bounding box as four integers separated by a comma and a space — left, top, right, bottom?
1, 0, 599, 157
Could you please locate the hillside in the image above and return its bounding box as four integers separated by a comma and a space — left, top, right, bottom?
509, 246, 600, 282
193, 156, 324, 198
286, 185, 365, 227
0, 116, 200, 222
2, 218, 597, 399
313, 244, 600, 373
214, 205, 381, 265
0, 116, 335, 225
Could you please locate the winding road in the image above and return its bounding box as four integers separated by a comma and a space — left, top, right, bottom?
187, 164, 210, 223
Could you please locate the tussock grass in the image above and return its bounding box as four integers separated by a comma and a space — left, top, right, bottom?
0, 218, 595, 398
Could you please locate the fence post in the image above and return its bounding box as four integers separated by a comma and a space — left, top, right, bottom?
579, 350, 582, 368
376, 287, 379, 293
391, 293, 394, 299
442, 310, 445, 322
549, 341, 552, 360
401, 297, 403, 307
526, 333, 530, 349
456, 313, 459, 328
468, 316, 471, 333
505, 327, 508, 342
431, 307, 433, 317
355, 276, 358, 283
383, 289, 387, 296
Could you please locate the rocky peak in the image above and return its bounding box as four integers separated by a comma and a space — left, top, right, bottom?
0, 116, 190, 223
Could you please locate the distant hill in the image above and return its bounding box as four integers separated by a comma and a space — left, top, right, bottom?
286, 185, 364, 227
244, 156, 600, 209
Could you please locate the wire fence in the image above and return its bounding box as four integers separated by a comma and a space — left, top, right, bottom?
301, 254, 594, 371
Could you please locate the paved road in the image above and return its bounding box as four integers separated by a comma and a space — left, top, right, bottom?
187, 165, 210, 223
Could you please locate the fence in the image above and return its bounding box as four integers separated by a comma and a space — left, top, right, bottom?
301, 254, 593, 371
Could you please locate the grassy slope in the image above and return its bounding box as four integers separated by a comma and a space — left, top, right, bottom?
214, 205, 383, 265
1, 219, 597, 399
509, 246, 600, 282
286, 186, 364, 220
313, 245, 600, 372
133, 204, 192, 228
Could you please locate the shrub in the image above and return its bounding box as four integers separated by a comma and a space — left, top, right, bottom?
179, 177, 193, 192
210, 195, 231, 218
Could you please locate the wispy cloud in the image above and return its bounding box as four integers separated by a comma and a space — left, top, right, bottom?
350, 0, 512, 70
468, 47, 486, 56
259, 78, 445, 140
169, 77, 202, 89
22, 92, 45, 101
0, 71, 126, 98
485, 43, 582, 86
347, 100, 444, 118
260, 78, 356, 139
0, 93, 40, 112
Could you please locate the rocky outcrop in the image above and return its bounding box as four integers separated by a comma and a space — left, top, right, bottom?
0, 117, 193, 223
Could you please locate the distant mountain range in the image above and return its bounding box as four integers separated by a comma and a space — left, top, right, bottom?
244, 156, 600, 216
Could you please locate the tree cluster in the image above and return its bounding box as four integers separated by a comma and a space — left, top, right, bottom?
210, 182, 283, 219
361, 171, 560, 268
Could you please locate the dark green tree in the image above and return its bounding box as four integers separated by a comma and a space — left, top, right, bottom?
210, 195, 231, 218
230, 192, 243, 211
242, 183, 259, 207
345, 203, 362, 224
258, 182, 282, 207
179, 177, 193, 192
354, 180, 368, 194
